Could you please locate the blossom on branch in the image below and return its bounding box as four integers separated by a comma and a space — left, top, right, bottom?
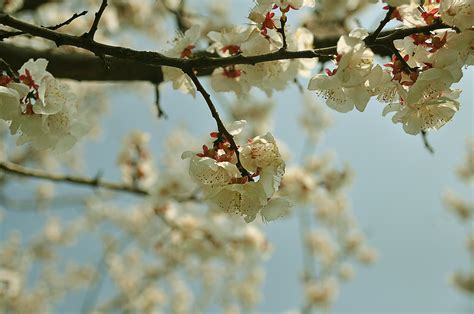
308, 29, 381, 112
162, 25, 201, 97
0, 59, 87, 152
182, 121, 289, 223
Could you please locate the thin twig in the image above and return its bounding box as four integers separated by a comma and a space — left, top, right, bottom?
293, 78, 304, 94
0, 160, 149, 195
184, 68, 252, 179
278, 14, 288, 50
371, 43, 417, 72
163, 0, 189, 33
0, 10, 88, 41
0, 57, 17, 78
365, 6, 395, 44
154, 84, 167, 119
390, 44, 417, 72
49, 10, 89, 31
84, 0, 107, 40
421, 130, 435, 154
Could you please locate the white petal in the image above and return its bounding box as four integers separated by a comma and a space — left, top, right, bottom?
261, 197, 291, 222
227, 120, 247, 135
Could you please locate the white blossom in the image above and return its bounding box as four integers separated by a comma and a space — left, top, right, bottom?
162, 25, 201, 97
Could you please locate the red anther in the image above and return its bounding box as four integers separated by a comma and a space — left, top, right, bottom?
221, 45, 241, 55
19, 69, 39, 91
421, 8, 439, 25
429, 32, 448, 52
0, 75, 12, 86
210, 132, 219, 138
325, 68, 337, 76
384, 5, 402, 21
409, 71, 419, 82
23, 103, 35, 115
180, 44, 195, 59
262, 11, 276, 32
223, 66, 242, 78
411, 33, 431, 45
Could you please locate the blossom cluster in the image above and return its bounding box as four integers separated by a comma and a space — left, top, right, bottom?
160, 0, 472, 136
182, 121, 290, 223
0, 59, 88, 152
309, 0, 473, 135
162, 0, 316, 97
117, 130, 156, 189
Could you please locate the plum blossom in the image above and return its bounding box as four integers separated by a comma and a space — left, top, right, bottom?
289, 27, 317, 77
383, 89, 461, 135
208, 27, 253, 95
308, 29, 381, 112
0, 59, 87, 152
249, 0, 315, 19
182, 121, 289, 222
440, 0, 473, 30
162, 25, 201, 97
240, 30, 298, 96
117, 131, 157, 189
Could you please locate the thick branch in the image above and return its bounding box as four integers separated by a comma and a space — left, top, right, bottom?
0, 13, 452, 72
0, 160, 149, 196
0, 43, 164, 82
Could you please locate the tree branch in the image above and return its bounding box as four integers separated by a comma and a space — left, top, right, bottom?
0, 57, 17, 78
0, 43, 164, 83
0, 160, 149, 196
0, 10, 88, 41
278, 14, 288, 50
163, 0, 190, 33
0, 13, 453, 73
365, 6, 395, 44
421, 130, 435, 154
154, 84, 167, 119
84, 0, 107, 40
184, 68, 252, 179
